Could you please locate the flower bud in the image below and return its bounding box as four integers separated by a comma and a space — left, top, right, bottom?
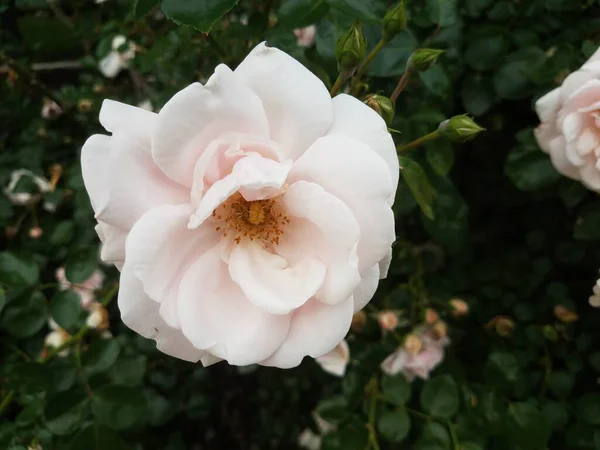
335, 20, 366, 72
449, 298, 469, 317
438, 115, 485, 143
432, 321, 448, 339
407, 48, 444, 72
404, 333, 422, 356
77, 98, 93, 113
424, 308, 439, 325
542, 324, 559, 342
382, 1, 407, 42
29, 227, 43, 239
378, 310, 399, 331
364, 94, 395, 126
553, 305, 578, 323
86, 303, 110, 330
491, 316, 515, 337
351, 310, 367, 333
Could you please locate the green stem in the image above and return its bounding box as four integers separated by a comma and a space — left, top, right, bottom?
205, 33, 227, 59
447, 420, 460, 450
397, 129, 441, 153
365, 377, 380, 450
101, 283, 119, 307
0, 391, 15, 416
330, 75, 345, 97
352, 39, 388, 92
390, 70, 411, 103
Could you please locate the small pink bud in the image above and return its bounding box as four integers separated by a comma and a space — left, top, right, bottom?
404, 333, 422, 356
378, 311, 399, 331
29, 227, 43, 239
424, 308, 439, 325
449, 298, 469, 317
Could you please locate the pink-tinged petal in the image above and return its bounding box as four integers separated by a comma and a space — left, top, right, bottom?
125, 203, 220, 328
378, 249, 393, 280
580, 164, 600, 192
278, 181, 361, 306
562, 79, 600, 114
99, 99, 157, 140
290, 135, 395, 272
118, 264, 206, 362
352, 264, 380, 313
535, 88, 560, 123
326, 94, 399, 204
380, 348, 409, 378
235, 42, 333, 160
229, 241, 325, 315
81, 135, 113, 215
559, 71, 597, 103
561, 112, 583, 144
177, 244, 290, 365
95, 222, 127, 268
534, 123, 559, 155
189, 155, 292, 228
315, 339, 350, 377
576, 128, 600, 156
261, 297, 354, 368
152, 65, 270, 186
546, 135, 581, 180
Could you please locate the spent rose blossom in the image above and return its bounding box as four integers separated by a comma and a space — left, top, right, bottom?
380, 331, 449, 381
98, 35, 136, 79
293, 25, 317, 48
56, 267, 105, 310
81, 43, 398, 368
315, 339, 349, 376
4, 169, 51, 205
535, 47, 600, 191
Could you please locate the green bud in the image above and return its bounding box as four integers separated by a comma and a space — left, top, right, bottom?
383, 0, 407, 42
438, 114, 485, 143
364, 94, 395, 126
407, 48, 445, 72
542, 325, 559, 342
335, 20, 367, 72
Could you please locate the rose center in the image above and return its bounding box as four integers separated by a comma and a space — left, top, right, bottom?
211, 193, 290, 245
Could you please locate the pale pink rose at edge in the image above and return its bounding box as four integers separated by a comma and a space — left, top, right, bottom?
294, 25, 317, 48
535, 46, 600, 191
81, 42, 398, 368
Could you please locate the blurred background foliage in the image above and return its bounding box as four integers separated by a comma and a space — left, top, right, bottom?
1, 0, 600, 449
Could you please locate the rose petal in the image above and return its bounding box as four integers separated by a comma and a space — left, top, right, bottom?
177, 244, 290, 365
229, 240, 325, 315
95, 221, 127, 269
315, 339, 349, 377
235, 42, 333, 160
152, 65, 270, 186
535, 88, 561, 123
352, 264, 380, 313
98, 52, 123, 78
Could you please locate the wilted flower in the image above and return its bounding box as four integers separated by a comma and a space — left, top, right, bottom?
41, 98, 63, 120
81, 42, 398, 368
534, 46, 600, 191
56, 267, 105, 310
432, 320, 448, 339
378, 310, 399, 331
3, 169, 51, 205
487, 315, 515, 337
44, 329, 70, 357
404, 333, 422, 356
294, 25, 317, 48
381, 330, 449, 381
449, 298, 469, 317
86, 303, 110, 330
98, 35, 136, 79
78, 99, 93, 113
315, 339, 349, 377
424, 308, 439, 325
553, 304, 579, 323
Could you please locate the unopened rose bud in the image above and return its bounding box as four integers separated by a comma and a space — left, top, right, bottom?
542, 324, 559, 342
424, 308, 439, 325
492, 316, 515, 337
378, 311, 399, 331
382, 0, 407, 42
449, 298, 469, 317
93, 84, 105, 94
364, 94, 395, 126
86, 303, 110, 330
44, 329, 70, 357
438, 115, 485, 143
407, 48, 445, 72
29, 227, 43, 239
351, 310, 367, 333
404, 333, 422, 356
335, 20, 366, 73
553, 305, 578, 323
432, 320, 448, 339
41, 98, 63, 120
77, 98, 93, 113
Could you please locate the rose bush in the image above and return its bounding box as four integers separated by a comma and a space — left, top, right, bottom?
82, 42, 398, 368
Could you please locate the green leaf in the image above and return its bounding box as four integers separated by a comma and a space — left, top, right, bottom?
541, 401, 569, 430
133, 0, 161, 19
574, 201, 600, 241
82, 339, 121, 375
110, 354, 148, 386
92, 385, 147, 430
426, 141, 454, 176
16, 399, 43, 426
420, 375, 459, 418
327, 0, 385, 23
484, 351, 520, 388
367, 30, 417, 77
465, 0, 493, 16
50, 290, 81, 331
6, 362, 49, 394
416, 422, 450, 449
277, 0, 329, 29
65, 249, 98, 284
577, 393, 600, 425
419, 65, 451, 98
49, 221, 75, 247
0, 286, 5, 316
427, 0, 458, 27
1, 291, 46, 338
465, 30, 508, 71
378, 408, 410, 442
381, 373, 411, 405
399, 156, 435, 220
0, 252, 39, 288
322, 417, 368, 450
548, 371, 574, 400
70, 425, 130, 450
161, 0, 239, 32
316, 395, 349, 425
507, 402, 550, 449
44, 390, 90, 435
461, 76, 494, 116
505, 140, 561, 191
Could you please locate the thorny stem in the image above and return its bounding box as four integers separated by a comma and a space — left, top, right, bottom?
352, 39, 388, 93
390, 70, 411, 103
397, 130, 441, 153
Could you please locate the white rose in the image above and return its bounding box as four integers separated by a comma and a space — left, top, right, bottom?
82, 43, 398, 368
535, 46, 600, 191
